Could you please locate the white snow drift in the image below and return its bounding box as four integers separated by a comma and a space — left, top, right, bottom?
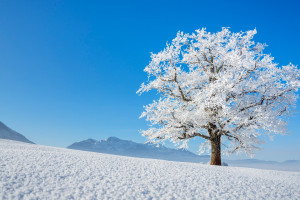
0, 139, 299, 200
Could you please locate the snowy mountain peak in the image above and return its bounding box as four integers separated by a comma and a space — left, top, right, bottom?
0, 121, 34, 144
105, 136, 121, 142
85, 138, 97, 143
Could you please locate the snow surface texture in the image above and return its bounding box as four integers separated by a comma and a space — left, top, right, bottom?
0, 121, 34, 144
68, 137, 300, 172
1, 139, 300, 200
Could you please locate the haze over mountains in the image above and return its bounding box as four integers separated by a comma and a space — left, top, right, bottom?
68, 137, 300, 172
0, 121, 34, 144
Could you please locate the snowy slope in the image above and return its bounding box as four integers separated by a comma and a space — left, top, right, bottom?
1, 139, 299, 200
68, 137, 210, 163
0, 121, 34, 144
68, 137, 300, 172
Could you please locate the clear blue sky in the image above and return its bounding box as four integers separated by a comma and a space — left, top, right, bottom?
0, 0, 299, 161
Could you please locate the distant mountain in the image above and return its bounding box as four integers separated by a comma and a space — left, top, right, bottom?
68, 137, 300, 172
68, 137, 210, 163
0, 121, 34, 144
227, 159, 300, 172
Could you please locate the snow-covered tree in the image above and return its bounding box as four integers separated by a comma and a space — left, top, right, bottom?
137, 28, 300, 165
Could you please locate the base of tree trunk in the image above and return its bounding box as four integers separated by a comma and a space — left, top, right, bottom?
210, 136, 221, 165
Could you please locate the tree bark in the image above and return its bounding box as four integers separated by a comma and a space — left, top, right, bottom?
210, 135, 221, 165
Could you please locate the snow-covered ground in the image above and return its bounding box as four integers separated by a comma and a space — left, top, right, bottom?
1, 139, 299, 200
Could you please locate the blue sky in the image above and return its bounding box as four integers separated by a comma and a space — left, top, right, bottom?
0, 0, 299, 161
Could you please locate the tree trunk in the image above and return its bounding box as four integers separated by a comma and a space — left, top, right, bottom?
210, 135, 221, 165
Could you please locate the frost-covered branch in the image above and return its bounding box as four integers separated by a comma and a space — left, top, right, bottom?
138, 28, 300, 162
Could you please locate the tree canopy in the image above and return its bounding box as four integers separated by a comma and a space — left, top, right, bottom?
138, 28, 300, 165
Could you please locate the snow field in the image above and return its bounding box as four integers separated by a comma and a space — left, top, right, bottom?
0, 139, 299, 199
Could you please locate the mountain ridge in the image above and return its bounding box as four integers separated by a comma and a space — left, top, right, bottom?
0, 121, 34, 144
68, 136, 210, 163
